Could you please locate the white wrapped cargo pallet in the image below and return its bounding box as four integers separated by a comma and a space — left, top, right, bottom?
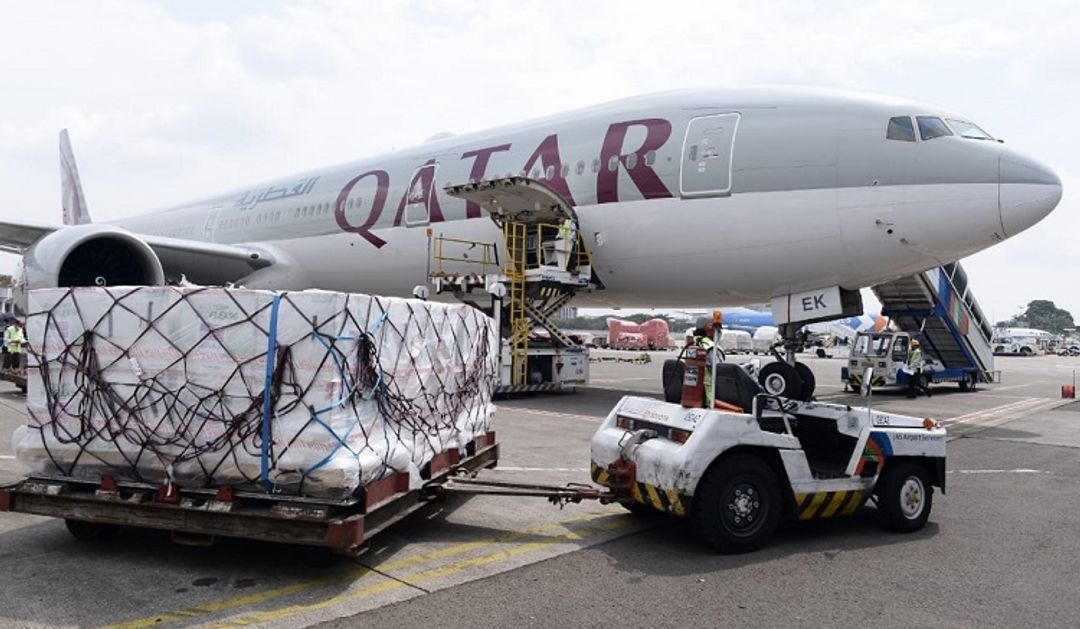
14, 286, 498, 499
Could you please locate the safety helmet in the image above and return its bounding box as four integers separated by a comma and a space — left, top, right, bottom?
911, 339, 920, 347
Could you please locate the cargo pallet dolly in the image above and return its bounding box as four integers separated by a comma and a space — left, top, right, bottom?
0, 366, 27, 392
0, 349, 28, 392
0, 433, 499, 556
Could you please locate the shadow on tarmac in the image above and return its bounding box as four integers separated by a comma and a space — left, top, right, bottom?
0, 515, 368, 626
1, 483, 611, 623
589, 506, 941, 577
0, 491, 621, 626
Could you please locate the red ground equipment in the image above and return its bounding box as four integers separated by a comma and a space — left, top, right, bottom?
681, 345, 707, 408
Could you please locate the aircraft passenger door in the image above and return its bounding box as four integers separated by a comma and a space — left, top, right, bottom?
404, 162, 439, 226
202, 209, 220, 242
680, 113, 739, 198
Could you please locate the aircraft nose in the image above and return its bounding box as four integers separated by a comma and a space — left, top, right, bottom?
999, 148, 1063, 237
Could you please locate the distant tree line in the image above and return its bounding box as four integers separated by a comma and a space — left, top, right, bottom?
996, 300, 1075, 335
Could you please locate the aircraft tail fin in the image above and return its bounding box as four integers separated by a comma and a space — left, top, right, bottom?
60, 129, 92, 225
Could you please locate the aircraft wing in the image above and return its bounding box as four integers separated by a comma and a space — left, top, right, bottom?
0, 219, 58, 253
0, 219, 274, 284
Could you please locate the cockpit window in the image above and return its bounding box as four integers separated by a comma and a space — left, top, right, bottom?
916, 116, 953, 140
946, 118, 995, 141
886, 116, 916, 142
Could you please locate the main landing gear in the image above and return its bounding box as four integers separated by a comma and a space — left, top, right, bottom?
758, 324, 816, 401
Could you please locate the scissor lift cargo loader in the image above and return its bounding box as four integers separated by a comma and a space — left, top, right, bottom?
430, 176, 598, 394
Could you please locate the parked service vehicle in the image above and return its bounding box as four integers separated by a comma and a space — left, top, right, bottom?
991, 335, 1040, 356
1057, 340, 1080, 356
592, 364, 945, 552
842, 331, 982, 391
0, 360, 27, 392
991, 327, 1052, 356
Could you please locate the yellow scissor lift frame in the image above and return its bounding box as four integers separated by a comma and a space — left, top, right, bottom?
436, 177, 595, 389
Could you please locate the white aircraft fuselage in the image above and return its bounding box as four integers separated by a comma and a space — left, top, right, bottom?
13, 87, 1064, 308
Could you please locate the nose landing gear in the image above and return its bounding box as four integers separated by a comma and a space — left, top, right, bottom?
758, 324, 816, 401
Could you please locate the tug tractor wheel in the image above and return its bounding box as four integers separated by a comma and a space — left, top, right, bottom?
793, 362, 816, 400
959, 373, 977, 392
875, 462, 933, 533
758, 361, 804, 400
692, 454, 781, 554
661, 359, 685, 403
65, 519, 119, 542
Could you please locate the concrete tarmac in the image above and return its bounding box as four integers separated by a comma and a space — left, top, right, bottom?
1, 352, 1078, 628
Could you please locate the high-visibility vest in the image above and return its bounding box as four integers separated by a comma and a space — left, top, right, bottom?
909, 347, 923, 371
558, 218, 574, 240
5, 326, 23, 354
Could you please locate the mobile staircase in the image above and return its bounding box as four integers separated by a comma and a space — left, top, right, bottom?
872, 261, 997, 386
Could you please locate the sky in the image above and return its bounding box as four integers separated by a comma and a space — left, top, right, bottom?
0, 0, 1076, 323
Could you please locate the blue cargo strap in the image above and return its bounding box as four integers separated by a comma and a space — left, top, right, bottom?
260, 293, 284, 491
301, 310, 391, 477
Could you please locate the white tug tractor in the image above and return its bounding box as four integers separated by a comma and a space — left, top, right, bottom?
591, 363, 945, 553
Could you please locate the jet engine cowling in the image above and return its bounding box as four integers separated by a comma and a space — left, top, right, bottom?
14, 224, 165, 310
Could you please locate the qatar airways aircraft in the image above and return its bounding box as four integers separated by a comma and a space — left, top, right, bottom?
0, 86, 1062, 363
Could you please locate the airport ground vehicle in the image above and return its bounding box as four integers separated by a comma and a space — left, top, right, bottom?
842, 330, 983, 392
591, 363, 945, 552
991, 334, 1041, 356
0, 365, 26, 392
0, 349, 27, 392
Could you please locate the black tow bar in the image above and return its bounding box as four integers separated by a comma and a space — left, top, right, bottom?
424, 477, 618, 508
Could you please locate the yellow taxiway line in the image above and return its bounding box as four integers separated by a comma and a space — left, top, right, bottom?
99, 511, 631, 629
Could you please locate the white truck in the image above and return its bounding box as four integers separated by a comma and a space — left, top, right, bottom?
591, 364, 945, 552
842, 330, 983, 392
991, 330, 1043, 356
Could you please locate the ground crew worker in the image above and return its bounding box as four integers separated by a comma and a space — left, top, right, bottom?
906, 339, 929, 398
692, 317, 722, 408
558, 216, 577, 272
3, 319, 23, 372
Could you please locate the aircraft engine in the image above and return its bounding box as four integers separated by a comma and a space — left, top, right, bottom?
14, 224, 165, 310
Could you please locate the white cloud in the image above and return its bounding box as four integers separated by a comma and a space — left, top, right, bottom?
0, 0, 1075, 318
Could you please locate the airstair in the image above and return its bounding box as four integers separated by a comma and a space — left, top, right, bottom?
429, 176, 599, 393
872, 262, 996, 383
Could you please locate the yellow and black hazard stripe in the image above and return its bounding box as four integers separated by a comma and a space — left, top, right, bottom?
793, 490, 866, 520
591, 462, 690, 517
495, 382, 568, 394
630, 480, 689, 517
591, 462, 611, 486
848, 372, 887, 388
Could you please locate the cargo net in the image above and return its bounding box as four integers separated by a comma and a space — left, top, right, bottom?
16, 286, 497, 499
